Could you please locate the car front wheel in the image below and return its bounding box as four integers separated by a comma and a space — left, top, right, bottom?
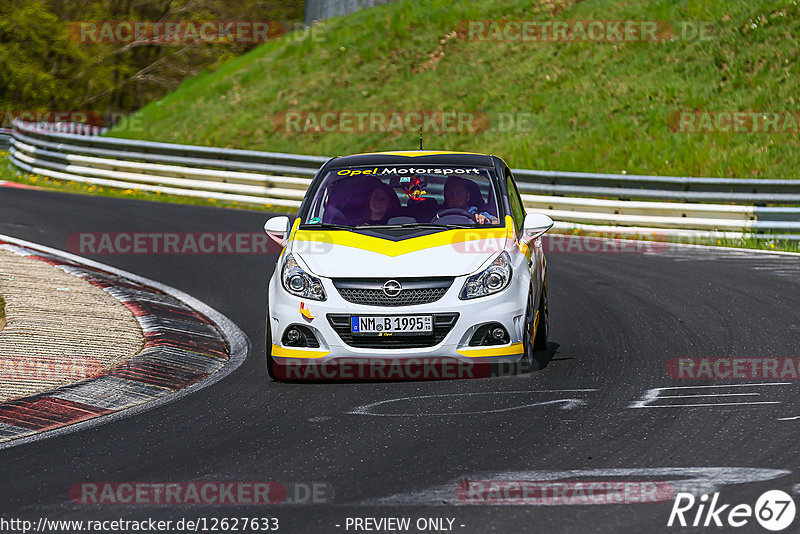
521, 286, 536, 372
265, 318, 278, 380
533, 279, 548, 352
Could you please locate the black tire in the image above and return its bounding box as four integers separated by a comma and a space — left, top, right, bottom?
533, 280, 549, 352
265, 318, 278, 380
520, 287, 536, 373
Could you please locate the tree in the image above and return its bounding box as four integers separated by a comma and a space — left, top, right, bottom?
0, 0, 303, 123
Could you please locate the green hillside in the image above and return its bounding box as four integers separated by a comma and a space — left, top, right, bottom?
109, 0, 800, 179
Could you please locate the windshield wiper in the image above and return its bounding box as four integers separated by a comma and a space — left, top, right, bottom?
303, 223, 477, 231
301, 223, 355, 230
350, 223, 475, 229
398, 223, 475, 229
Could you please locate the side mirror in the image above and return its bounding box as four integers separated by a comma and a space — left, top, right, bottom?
264, 216, 291, 247
522, 213, 554, 242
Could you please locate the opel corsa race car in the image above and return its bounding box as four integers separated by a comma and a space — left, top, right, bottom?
263, 151, 554, 380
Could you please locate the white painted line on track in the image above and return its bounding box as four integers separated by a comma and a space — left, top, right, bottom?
635, 402, 781, 408
347, 389, 598, 417
629, 383, 791, 409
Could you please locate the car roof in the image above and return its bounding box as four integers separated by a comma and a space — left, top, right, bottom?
325, 151, 498, 169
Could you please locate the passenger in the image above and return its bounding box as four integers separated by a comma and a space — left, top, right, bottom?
440, 177, 498, 225
360, 184, 399, 225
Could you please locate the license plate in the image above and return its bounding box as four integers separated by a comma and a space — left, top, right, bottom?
351, 315, 433, 335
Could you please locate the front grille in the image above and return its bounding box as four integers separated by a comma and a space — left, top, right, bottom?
333, 278, 453, 307
327, 313, 459, 348
337, 287, 448, 306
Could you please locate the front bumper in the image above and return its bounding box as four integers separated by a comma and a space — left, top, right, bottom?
268, 272, 528, 363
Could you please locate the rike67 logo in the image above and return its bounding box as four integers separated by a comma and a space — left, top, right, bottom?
668, 490, 796, 531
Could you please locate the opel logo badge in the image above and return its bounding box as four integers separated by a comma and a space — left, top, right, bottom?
382, 280, 402, 297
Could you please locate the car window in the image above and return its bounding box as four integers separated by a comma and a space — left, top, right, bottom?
302, 166, 502, 227
505, 169, 525, 234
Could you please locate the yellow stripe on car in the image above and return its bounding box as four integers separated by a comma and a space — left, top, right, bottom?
456, 342, 524, 358
293, 216, 515, 257
278, 218, 303, 258
288, 217, 302, 239
271, 345, 330, 359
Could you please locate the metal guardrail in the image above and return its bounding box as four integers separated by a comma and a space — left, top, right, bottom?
514, 170, 800, 204
0, 128, 11, 151
7, 119, 800, 240
12, 122, 324, 176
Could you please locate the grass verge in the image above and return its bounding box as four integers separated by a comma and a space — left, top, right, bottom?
702, 233, 800, 253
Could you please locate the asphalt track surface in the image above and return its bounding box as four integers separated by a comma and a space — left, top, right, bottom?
2, 187, 800, 533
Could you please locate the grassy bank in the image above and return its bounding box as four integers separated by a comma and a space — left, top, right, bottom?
109, 0, 800, 179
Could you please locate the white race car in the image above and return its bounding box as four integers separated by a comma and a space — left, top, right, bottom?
264, 151, 553, 380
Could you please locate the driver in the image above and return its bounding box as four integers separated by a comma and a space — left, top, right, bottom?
440, 176, 498, 225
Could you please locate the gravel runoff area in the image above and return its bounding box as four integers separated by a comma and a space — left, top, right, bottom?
0, 247, 144, 402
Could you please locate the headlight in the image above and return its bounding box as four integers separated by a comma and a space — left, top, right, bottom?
460, 251, 512, 300
281, 253, 326, 301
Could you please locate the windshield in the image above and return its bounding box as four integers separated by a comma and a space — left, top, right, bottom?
302, 165, 502, 228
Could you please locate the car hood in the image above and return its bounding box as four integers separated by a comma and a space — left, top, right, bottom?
289, 226, 513, 278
